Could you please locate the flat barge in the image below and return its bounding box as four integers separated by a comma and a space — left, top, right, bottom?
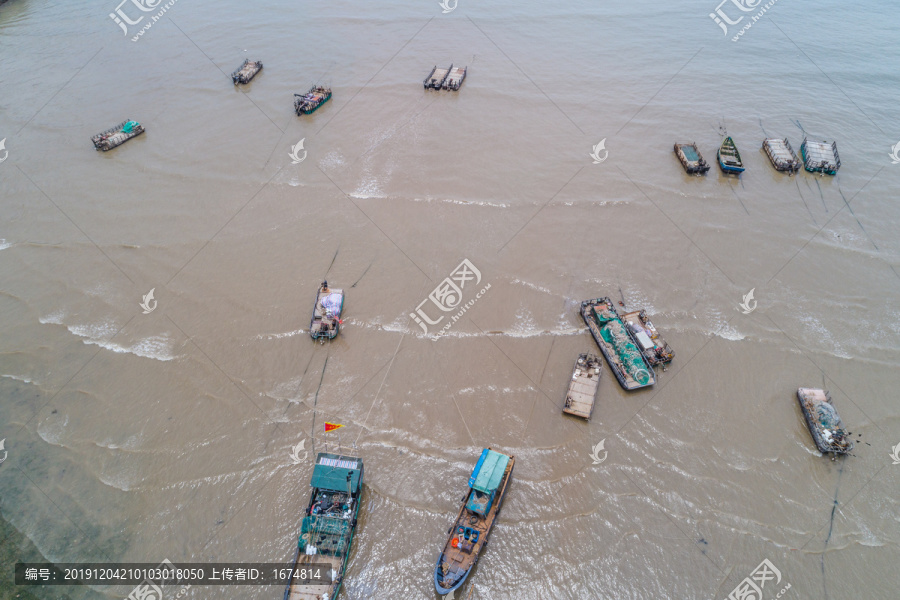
581, 298, 655, 390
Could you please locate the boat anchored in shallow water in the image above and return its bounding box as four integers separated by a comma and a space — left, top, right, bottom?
563, 353, 602, 420
717, 136, 745, 174
434, 448, 514, 595
424, 65, 452, 89
284, 451, 363, 600
796, 388, 853, 457
294, 86, 332, 115
231, 59, 263, 84
310, 281, 344, 341
581, 298, 655, 390
91, 120, 144, 151
674, 142, 710, 174
621, 309, 674, 368
800, 137, 840, 174
443, 66, 467, 90
762, 138, 801, 173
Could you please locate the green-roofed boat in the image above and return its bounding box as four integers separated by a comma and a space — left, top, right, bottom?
284, 452, 363, 600
581, 297, 656, 390
434, 448, 515, 595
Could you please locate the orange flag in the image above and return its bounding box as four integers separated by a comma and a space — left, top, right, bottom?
324, 422, 344, 433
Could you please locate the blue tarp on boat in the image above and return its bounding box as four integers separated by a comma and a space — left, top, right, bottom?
468, 449, 510, 493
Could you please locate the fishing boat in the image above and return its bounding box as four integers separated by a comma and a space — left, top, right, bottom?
762, 138, 801, 173
717, 136, 745, 174
443, 66, 467, 91
294, 86, 332, 115
424, 65, 451, 89
580, 298, 655, 390
796, 388, 853, 456
800, 138, 840, 174
434, 448, 514, 595
231, 59, 263, 84
674, 142, 710, 174
621, 309, 674, 368
91, 120, 144, 151
310, 281, 344, 341
563, 353, 602, 420
283, 451, 364, 600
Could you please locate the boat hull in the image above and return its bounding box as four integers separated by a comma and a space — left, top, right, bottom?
434, 450, 514, 594
580, 298, 655, 390
310, 284, 344, 340
796, 388, 853, 455
674, 143, 710, 174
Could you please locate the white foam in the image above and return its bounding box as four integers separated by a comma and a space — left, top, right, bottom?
0, 239, 11, 250
511, 279, 554, 295
88, 335, 177, 362
256, 328, 306, 340
1, 373, 33, 384
412, 197, 509, 208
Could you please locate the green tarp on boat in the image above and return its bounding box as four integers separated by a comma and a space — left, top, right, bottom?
310, 454, 362, 493
469, 450, 510, 493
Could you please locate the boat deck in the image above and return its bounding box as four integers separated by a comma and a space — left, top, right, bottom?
425, 65, 451, 89
621, 310, 673, 366
763, 138, 800, 172
232, 59, 262, 84
563, 354, 601, 419
801, 138, 840, 173
674, 143, 710, 174
310, 286, 343, 339
581, 299, 656, 390
286, 555, 340, 600
444, 67, 466, 90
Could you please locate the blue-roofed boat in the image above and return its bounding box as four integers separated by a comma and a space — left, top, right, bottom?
284, 451, 363, 600
717, 136, 745, 174
434, 448, 515, 595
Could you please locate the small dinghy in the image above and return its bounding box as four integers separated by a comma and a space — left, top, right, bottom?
434, 448, 514, 595
443, 66, 467, 90
800, 138, 840, 174
91, 120, 144, 151
717, 136, 745, 174
283, 451, 363, 600
674, 142, 710, 174
797, 388, 853, 456
563, 353, 602, 420
581, 298, 655, 390
621, 309, 674, 367
294, 86, 332, 115
762, 138, 801, 173
424, 65, 451, 89
310, 281, 344, 341
231, 59, 263, 84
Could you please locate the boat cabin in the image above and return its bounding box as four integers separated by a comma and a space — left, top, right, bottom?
466, 449, 510, 516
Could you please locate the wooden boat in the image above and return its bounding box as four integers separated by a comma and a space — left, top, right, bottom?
674, 142, 710, 174
800, 138, 840, 174
796, 388, 853, 456
283, 451, 364, 600
443, 66, 467, 91
294, 86, 332, 116
231, 59, 263, 84
762, 138, 801, 173
580, 298, 655, 390
310, 281, 344, 341
424, 65, 451, 89
91, 120, 144, 151
434, 448, 514, 595
563, 353, 602, 420
717, 136, 745, 174
621, 309, 674, 367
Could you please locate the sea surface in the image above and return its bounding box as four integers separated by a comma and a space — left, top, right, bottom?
1, 0, 898, 598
